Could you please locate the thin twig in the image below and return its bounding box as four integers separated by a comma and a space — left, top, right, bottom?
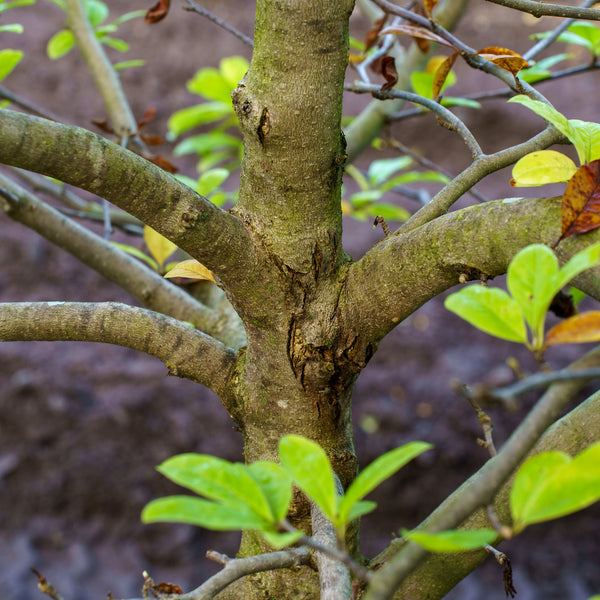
346, 81, 483, 158
0, 86, 63, 122
484, 545, 517, 598
31, 569, 65, 600
182, 0, 253, 47
484, 0, 600, 20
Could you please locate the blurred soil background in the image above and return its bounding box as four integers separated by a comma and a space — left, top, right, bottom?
1, 1, 599, 599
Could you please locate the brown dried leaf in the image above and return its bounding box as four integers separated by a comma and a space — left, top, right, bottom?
380, 24, 456, 48
91, 118, 114, 134
164, 259, 216, 283
414, 36, 430, 54
477, 46, 528, 76
145, 0, 170, 23
561, 159, 600, 240
138, 106, 157, 129
153, 582, 183, 595
424, 0, 441, 15
140, 133, 165, 146
147, 155, 179, 174
365, 15, 387, 51
380, 56, 398, 91
432, 51, 459, 100
546, 311, 600, 346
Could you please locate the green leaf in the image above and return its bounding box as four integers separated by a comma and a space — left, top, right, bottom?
338, 442, 431, 526
349, 190, 384, 206
101, 36, 128, 52
379, 170, 450, 192
556, 22, 600, 55
0, 0, 36, 13
142, 496, 269, 530
247, 461, 292, 523
196, 168, 229, 196
507, 244, 559, 346
401, 528, 497, 552
174, 132, 241, 157
0, 49, 23, 81
519, 53, 570, 83
187, 68, 233, 103
47, 29, 75, 59
511, 442, 600, 532
261, 529, 303, 549
346, 500, 378, 522
569, 120, 600, 163
168, 102, 232, 136
219, 55, 249, 89
368, 156, 413, 186
111, 241, 158, 270
279, 435, 338, 523
157, 454, 275, 522
113, 59, 145, 71
553, 242, 600, 296
86, 0, 108, 26
0, 24, 24, 33
510, 150, 577, 187
439, 97, 481, 109
444, 286, 528, 344
363, 202, 410, 222
411, 70, 455, 99
111, 9, 146, 25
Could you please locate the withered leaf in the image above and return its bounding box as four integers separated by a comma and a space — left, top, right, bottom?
432, 51, 459, 100
561, 159, 600, 241
140, 133, 165, 146
145, 0, 170, 23
380, 56, 398, 91
546, 311, 600, 346
164, 259, 216, 283
380, 24, 456, 48
153, 582, 184, 595
424, 0, 441, 15
477, 46, 528, 76
414, 36, 430, 54
138, 106, 157, 129
91, 118, 114, 134
365, 15, 387, 51
147, 154, 179, 174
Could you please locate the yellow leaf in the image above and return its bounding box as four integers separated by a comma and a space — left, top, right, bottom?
341, 200, 353, 215
546, 311, 600, 346
510, 150, 577, 187
143, 225, 178, 270
164, 259, 216, 283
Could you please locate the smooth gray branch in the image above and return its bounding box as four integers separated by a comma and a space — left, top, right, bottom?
0, 301, 236, 398
0, 174, 234, 341
485, 0, 600, 19
399, 125, 563, 233
346, 82, 482, 158
182, 0, 253, 47
363, 345, 600, 600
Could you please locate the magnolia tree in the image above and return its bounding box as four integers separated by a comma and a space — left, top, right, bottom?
2, 0, 600, 599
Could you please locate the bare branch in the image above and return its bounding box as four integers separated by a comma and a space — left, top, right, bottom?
0, 174, 244, 344
0, 85, 63, 122
0, 109, 262, 301
182, 0, 253, 48
400, 125, 563, 233
363, 346, 600, 600
346, 82, 483, 158
65, 0, 144, 151
0, 302, 236, 398
310, 476, 353, 600
484, 0, 600, 20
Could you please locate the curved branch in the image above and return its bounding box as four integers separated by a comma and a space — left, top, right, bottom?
364, 347, 600, 600
346, 82, 483, 158
485, 0, 600, 20
400, 125, 563, 233
341, 196, 600, 345
0, 301, 236, 398
0, 174, 245, 345
0, 109, 263, 299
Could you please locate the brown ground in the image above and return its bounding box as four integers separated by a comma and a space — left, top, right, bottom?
1, 2, 599, 599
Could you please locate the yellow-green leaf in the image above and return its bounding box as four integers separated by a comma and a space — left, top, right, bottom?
164, 259, 216, 283
510, 150, 577, 187
143, 225, 177, 270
